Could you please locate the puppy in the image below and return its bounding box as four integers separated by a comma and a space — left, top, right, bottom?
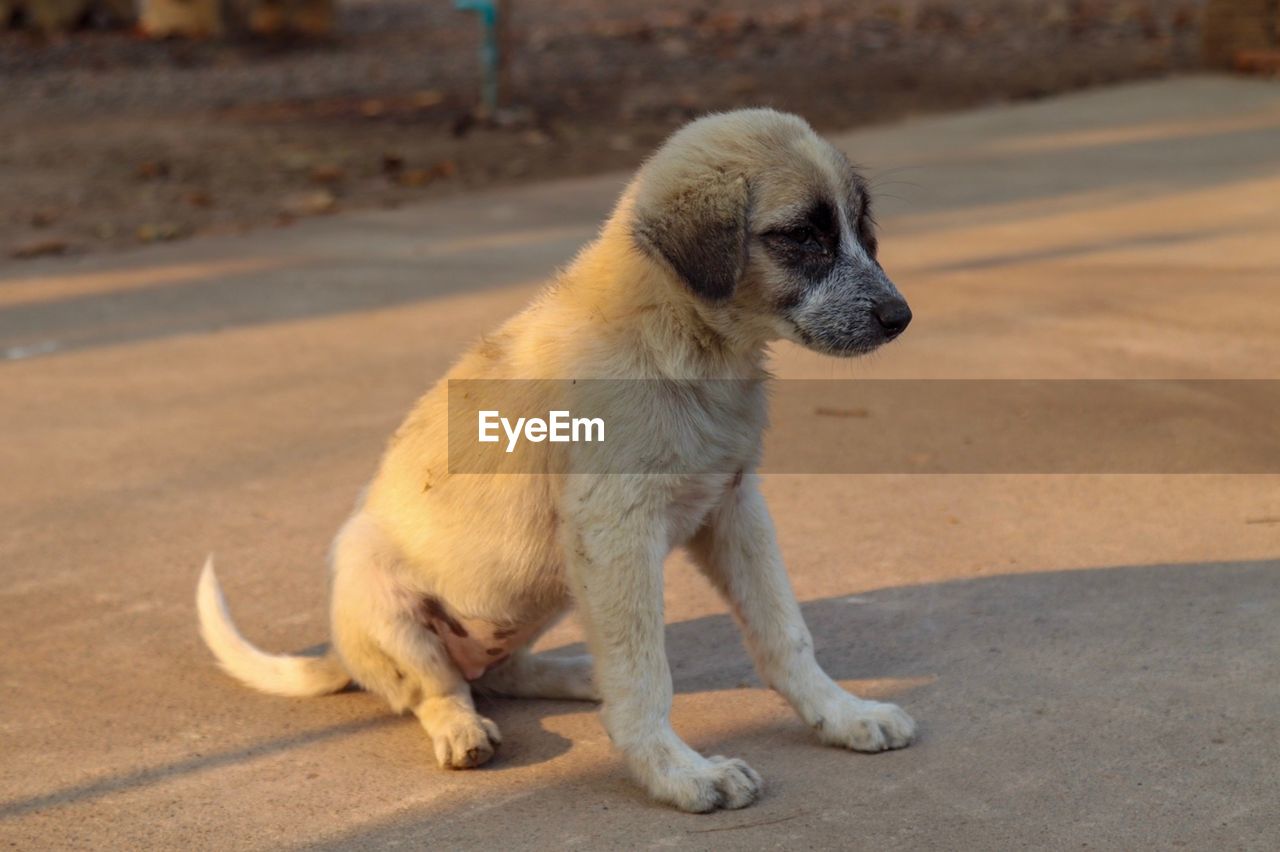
198, 108, 915, 813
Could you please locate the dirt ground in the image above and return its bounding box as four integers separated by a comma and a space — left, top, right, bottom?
3, 0, 1207, 259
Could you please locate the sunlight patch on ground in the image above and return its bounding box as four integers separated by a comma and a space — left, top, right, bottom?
989, 109, 1280, 155
0, 257, 298, 309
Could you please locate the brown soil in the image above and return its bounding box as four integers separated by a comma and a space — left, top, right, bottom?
2, 0, 1207, 259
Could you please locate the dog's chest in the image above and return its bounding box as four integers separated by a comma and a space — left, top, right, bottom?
663, 469, 744, 545
657, 384, 763, 540
662, 379, 766, 468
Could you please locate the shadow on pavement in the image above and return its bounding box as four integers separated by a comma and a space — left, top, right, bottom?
2, 559, 1274, 844
0, 715, 399, 820
298, 557, 1277, 849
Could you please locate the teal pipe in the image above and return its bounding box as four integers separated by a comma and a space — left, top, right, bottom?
454, 0, 500, 112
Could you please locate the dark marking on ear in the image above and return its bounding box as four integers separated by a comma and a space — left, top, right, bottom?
632, 171, 749, 302
416, 595, 469, 638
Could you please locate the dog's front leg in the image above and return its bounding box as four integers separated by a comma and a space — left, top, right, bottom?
564, 476, 762, 813
688, 474, 916, 752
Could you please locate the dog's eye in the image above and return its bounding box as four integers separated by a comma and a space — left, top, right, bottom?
782, 227, 827, 253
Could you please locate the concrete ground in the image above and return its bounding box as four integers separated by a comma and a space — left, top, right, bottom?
1, 76, 1278, 850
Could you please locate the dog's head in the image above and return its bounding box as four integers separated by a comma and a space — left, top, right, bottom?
630, 109, 910, 356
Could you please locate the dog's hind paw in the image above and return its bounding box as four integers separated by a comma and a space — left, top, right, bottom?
814, 698, 916, 752
432, 714, 502, 769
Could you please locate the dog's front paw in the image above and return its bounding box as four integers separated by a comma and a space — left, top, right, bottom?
432, 714, 502, 769
813, 698, 916, 753
637, 750, 763, 813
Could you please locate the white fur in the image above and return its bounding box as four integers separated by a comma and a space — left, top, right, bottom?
197, 558, 349, 697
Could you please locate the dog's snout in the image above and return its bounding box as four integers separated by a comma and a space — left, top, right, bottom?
873, 298, 912, 339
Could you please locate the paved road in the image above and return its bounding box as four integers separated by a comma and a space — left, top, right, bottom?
2, 76, 1278, 850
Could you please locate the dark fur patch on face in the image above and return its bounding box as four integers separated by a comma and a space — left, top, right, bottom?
762, 198, 840, 308
833, 151, 877, 259
855, 193, 879, 259
416, 595, 469, 638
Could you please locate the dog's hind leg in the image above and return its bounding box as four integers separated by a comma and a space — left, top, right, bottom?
330, 513, 501, 769
416, 685, 503, 770
475, 650, 599, 701
361, 615, 503, 769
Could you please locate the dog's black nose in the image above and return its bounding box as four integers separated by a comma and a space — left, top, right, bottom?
873, 298, 912, 338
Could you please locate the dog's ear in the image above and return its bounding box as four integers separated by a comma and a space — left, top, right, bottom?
631, 168, 749, 302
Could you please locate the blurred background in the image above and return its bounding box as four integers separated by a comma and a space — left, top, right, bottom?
4, 0, 1278, 260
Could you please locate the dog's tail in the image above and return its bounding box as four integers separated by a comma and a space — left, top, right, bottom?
197, 556, 351, 697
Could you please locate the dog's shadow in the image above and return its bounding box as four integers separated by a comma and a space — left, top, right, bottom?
469, 590, 906, 770
466, 556, 1278, 772
305, 557, 1280, 848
